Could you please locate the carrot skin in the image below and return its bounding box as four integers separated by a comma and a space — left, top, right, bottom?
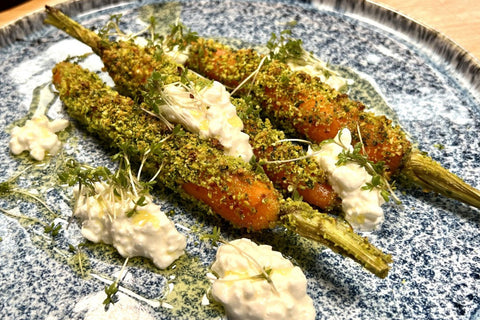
183, 174, 280, 230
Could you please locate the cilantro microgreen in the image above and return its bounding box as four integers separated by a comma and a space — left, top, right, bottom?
60, 148, 161, 222
103, 281, 119, 310
0, 207, 62, 243
172, 124, 186, 136
44, 222, 62, 237
98, 14, 124, 39
126, 195, 148, 217
103, 257, 129, 310
333, 130, 399, 204
165, 22, 198, 50
266, 28, 304, 63
201, 226, 222, 246
265, 24, 347, 84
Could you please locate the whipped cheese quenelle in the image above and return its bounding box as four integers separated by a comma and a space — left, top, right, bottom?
159, 81, 254, 162
73, 181, 186, 269
210, 238, 315, 320
9, 115, 69, 161
310, 128, 385, 231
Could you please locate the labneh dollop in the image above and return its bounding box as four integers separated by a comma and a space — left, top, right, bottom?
74, 181, 186, 269
210, 238, 315, 320
9, 115, 69, 161
132, 36, 253, 162
310, 128, 385, 231
159, 81, 254, 162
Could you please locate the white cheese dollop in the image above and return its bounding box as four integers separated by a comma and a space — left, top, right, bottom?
210, 238, 315, 320
9, 115, 69, 161
73, 291, 156, 320
310, 128, 385, 231
124, 37, 253, 161
160, 81, 253, 162
73, 182, 186, 269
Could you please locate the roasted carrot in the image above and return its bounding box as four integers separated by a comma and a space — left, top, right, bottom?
52, 60, 392, 277
184, 37, 480, 209
186, 38, 409, 174
44, 5, 341, 211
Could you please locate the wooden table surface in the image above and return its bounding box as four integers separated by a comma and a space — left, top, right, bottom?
1, 0, 480, 61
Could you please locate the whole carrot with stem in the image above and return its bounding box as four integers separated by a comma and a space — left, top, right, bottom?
183, 37, 480, 209
52, 60, 392, 277
185, 37, 408, 173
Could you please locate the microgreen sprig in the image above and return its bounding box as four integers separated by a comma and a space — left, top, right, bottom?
0, 166, 57, 216
103, 257, 129, 310
97, 13, 155, 44
0, 207, 63, 240
59, 148, 162, 220
266, 28, 304, 63
126, 195, 148, 217
44, 222, 62, 237
264, 25, 345, 84
68, 243, 90, 278
230, 55, 268, 96
200, 226, 222, 246
334, 127, 400, 203
164, 21, 198, 51
97, 14, 124, 39
215, 239, 278, 293
58, 158, 111, 195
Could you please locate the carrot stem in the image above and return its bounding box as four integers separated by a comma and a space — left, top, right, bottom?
403, 150, 480, 208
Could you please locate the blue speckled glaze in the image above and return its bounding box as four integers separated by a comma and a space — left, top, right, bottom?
1, 0, 479, 319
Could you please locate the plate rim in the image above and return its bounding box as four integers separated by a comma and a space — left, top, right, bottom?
1, 0, 479, 93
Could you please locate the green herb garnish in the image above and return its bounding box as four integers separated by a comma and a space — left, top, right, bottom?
0, 166, 57, 216
103, 257, 129, 310
335, 129, 399, 203
59, 149, 160, 220
267, 29, 304, 63
165, 22, 198, 51
201, 226, 221, 246
44, 222, 62, 237
434, 143, 445, 150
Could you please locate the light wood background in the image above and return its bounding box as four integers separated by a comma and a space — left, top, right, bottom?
1, 0, 480, 60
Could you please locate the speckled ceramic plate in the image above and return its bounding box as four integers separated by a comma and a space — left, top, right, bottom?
1, 0, 479, 319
